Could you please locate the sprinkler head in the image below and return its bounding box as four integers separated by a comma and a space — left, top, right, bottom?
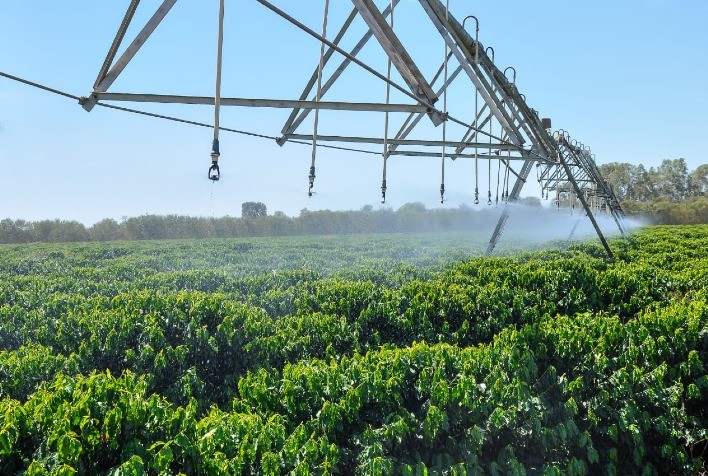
208, 161, 220, 182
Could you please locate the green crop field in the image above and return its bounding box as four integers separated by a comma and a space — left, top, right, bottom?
0, 226, 706, 475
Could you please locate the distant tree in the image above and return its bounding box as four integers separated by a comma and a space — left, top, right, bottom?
397, 202, 427, 231
633, 164, 655, 201
652, 158, 689, 202
598, 162, 651, 201
32, 220, 54, 242
689, 164, 708, 196
55, 220, 90, 242
398, 202, 426, 214
599, 159, 707, 202
599, 162, 635, 201
29, 219, 89, 243
269, 211, 295, 236
242, 202, 267, 219
90, 218, 122, 241
0, 219, 31, 243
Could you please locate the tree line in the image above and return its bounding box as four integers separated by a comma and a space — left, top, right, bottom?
1, 159, 706, 244
598, 159, 707, 224
0, 201, 540, 244
598, 158, 706, 202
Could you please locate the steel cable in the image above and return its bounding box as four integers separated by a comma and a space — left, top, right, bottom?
0, 70, 381, 157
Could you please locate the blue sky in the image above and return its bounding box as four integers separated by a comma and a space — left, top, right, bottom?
1, 0, 706, 224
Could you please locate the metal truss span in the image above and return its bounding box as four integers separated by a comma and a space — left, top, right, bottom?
81, 0, 626, 258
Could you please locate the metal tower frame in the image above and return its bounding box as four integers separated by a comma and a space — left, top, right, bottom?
79, 0, 626, 258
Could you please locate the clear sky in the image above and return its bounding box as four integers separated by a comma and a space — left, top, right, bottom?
1, 0, 706, 224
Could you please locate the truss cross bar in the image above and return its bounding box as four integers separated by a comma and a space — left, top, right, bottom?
93, 92, 430, 113
539, 165, 559, 184
257, 0, 450, 139
285, 133, 520, 150
416, 1, 521, 144
542, 166, 564, 191
429, 51, 455, 89
500, 158, 526, 182
478, 56, 557, 154
474, 50, 552, 158
389, 151, 525, 160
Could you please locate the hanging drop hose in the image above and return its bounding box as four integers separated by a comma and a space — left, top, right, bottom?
487, 105, 493, 205
309, 0, 330, 197
474, 159, 479, 204
440, 0, 450, 205
464, 15, 480, 206
538, 161, 548, 200
570, 189, 575, 215
555, 166, 561, 209
503, 161, 511, 203
440, 136, 446, 204
381, 0, 394, 204
495, 155, 501, 206
504, 146, 512, 202
209, 0, 225, 182
474, 90, 479, 205
487, 157, 493, 205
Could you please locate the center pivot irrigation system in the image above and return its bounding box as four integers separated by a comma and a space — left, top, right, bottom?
24, 0, 630, 257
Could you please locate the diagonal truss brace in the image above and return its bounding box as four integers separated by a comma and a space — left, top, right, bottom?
350, 0, 443, 125
93, 0, 141, 91
277, 6, 362, 144
418, 0, 524, 147
81, 0, 178, 111
278, 0, 401, 144
559, 150, 615, 258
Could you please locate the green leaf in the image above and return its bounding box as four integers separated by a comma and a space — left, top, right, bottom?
57, 433, 82, 462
